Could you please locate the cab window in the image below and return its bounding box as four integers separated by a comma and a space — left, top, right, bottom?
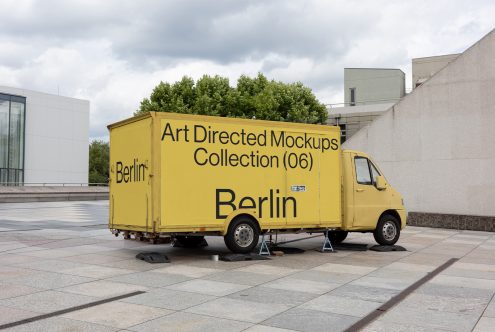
355, 157, 372, 185
370, 161, 381, 184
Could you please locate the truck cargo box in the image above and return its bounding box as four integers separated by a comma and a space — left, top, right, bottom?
108, 112, 342, 237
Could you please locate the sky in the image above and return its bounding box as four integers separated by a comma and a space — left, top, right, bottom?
0, 0, 494, 141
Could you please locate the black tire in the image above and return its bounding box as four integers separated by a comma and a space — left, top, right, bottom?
327, 231, 348, 244
373, 215, 400, 245
224, 217, 260, 253
174, 235, 205, 247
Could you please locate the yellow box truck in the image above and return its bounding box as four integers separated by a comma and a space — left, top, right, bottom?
108, 112, 406, 253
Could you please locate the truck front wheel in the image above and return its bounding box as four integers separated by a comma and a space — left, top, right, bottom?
373, 215, 400, 245
224, 217, 260, 253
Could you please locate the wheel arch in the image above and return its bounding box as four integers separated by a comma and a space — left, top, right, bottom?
221, 210, 260, 235
379, 210, 402, 228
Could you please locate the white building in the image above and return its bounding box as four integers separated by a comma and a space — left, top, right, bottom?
328, 68, 405, 142
344, 29, 495, 228
0, 86, 89, 185
344, 68, 405, 106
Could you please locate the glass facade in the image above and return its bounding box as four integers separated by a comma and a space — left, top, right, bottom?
0, 93, 26, 185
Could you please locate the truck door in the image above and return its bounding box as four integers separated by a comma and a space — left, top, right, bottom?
352, 155, 389, 228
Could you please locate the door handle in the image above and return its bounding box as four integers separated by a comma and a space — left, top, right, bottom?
356, 188, 364, 192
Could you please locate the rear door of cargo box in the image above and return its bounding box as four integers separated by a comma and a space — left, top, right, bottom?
109, 117, 152, 231
283, 128, 341, 227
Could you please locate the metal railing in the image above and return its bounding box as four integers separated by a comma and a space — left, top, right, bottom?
0, 182, 108, 187
325, 97, 402, 108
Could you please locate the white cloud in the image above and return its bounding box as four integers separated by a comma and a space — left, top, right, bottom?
0, 0, 494, 140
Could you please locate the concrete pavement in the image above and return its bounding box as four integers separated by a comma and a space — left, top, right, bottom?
0, 201, 494, 331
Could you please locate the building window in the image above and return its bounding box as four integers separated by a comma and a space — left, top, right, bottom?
0, 93, 26, 185
339, 124, 346, 143
349, 88, 356, 106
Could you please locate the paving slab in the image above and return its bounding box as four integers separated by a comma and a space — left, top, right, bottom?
186, 297, 291, 323
1, 317, 117, 332
380, 261, 434, 273
399, 293, 489, 316
379, 305, 480, 332
244, 325, 296, 332
0, 305, 38, 325
108, 271, 191, 287
301, 294, 382, 317
349, 276, 413, 290
416, 283, 494, 301
19, 248, 79, 258
429, 275, 495, 290
443, 266, 495, 280
0, 254, 40, 265
473, 317, 495, 332
312, 262, 377, 274
0, 266, 35, 281
128, 311, 251, 332
328, 284, 400, 303
362, 319, 453, 332
0, 282, 42, 299
152, 264, 223, 278
5, 270, 94, 289
288, 270, 362, 284
62, 301, 172, 329
235, 264, 300, 276
96, 258, 168, 271
61, 253, 129, 264
60, 264, 137, 278
367, 268, 426, 281
122, 288, 216, 310
453, 262, 495, 272
228, 286, 318, 306
263, 308, 360, 332
12, 258, 87, 272
204, 270, 280, 286
262, 276, 341, 294
59, 280, 148, 298
0, 290, 97, 313
484, 297, 495, 317
166, 279, 251, 296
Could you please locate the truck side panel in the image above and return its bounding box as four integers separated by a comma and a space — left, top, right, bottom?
158, 115, 341, 232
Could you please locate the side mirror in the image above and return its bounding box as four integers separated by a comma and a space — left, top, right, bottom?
375, 175, 387, 190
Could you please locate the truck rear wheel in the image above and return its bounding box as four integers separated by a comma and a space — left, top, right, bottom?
327, 231, 348, 244
373, 215, 400, 245
224, 217, 259, 253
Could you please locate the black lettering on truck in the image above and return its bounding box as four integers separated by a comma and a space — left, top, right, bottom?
116, 159, 147, 183
216, 188, 297, 219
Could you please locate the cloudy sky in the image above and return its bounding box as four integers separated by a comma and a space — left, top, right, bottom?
1, 0, 494, 140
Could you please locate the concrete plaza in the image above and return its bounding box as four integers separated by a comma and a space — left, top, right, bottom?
0, 201, 494, 331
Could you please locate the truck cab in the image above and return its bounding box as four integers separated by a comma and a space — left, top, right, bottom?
337, 150, 406, 245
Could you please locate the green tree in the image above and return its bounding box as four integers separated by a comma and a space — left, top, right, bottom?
135, 73, 327, 124
88, 140, 109, 184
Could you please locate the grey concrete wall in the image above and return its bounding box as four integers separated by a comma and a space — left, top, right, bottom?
344, 29, 495, 217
